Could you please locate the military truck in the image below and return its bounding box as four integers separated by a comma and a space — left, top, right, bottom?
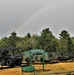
23, 49, 74, 64
0, 49, 22, 67
48, 52, 73, 62
23, 49, 50, 63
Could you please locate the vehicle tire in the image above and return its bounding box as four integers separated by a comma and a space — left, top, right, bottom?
6, 59, 13, 67
40, 58, 44, 62
26, 58, 30, 65
16, 60, 22, 66
26, 58, 30, 62
1, 59, 5, 65
40, 58, 45, 63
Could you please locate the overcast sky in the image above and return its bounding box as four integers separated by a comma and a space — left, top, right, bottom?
0, 0, 74, 38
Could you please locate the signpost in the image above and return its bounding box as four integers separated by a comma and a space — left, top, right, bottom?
29, 49, 45, 71
29, 50, 32, 66
23, 49, 46, 71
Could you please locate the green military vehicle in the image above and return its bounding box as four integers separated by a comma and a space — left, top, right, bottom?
0, 49, 22, 67
23, 49, 50, 63
23, 49, 73, 63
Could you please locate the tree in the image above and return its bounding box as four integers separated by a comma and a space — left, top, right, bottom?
16, 34, 39, 52
0, 37, 9, 48
26, 33, 31, 38
59, 30, 70, 39
37, 28, 58, 52
59, 30, 73, 55
8, 31, 19, 49
58, 38, 68, 54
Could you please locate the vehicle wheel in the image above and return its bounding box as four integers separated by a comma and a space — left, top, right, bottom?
26, 58, 30, 62
40, 58, 45, 62
1, 59, 5, 65
16, 60, 22, 66
6, 59, 13, 67
26, 58, 30, 65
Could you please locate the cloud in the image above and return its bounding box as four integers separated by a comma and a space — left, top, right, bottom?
0, 0, 74, 38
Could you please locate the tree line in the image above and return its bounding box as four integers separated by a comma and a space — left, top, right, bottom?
0, 28, 74, 56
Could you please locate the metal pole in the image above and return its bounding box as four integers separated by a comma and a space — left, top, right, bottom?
42, 51, 44, 71
30, 51, 32, 66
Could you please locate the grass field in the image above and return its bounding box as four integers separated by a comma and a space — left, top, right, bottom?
0, 62, 74, 75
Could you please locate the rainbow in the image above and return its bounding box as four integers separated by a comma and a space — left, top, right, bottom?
16, 0, 59, 33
